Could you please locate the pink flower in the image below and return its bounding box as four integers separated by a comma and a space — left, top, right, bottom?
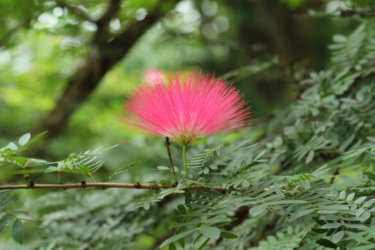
143, 69, 164, 84
120, 71, 252, 145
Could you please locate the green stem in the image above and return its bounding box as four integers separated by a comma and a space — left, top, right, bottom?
183, 145, 188, 176
88, 174, 97, 183
58, 172, 61, 184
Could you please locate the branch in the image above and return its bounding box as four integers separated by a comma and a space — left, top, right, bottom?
0, 19, 32, 47
55, 0, 96, 22
0, 183, 227, 191
33, 0, 179, 142
0, 184, 335, 200
94, 0, 121, 44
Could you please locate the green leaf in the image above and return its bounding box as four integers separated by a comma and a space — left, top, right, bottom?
306, 151, 314, 164
198, 238, 210, 250
312, 228, 328, 234
17, 131, 47, 151
185, 190, 192, 204
18, 133, 30, 146
0, 214, 11, 232
8, 142, 18, 151
200, 226, 220, 240
205, 217, 231, 225
363, 198, 375, 208
315, 239, 337, 249
0, 191, 8, 203
187, 204, 211, 209
160, 229, 196, 248
20, 219, 40, 225
242, 179, 250, 188
268, 200, 307, 205
10, 169, 47, 174
63, 168, 83, 174
168, 242, 176, 250
220, 231, 238, 239
82, 166, 90, 174
343, 223, 367, 229
343, 148, 367, 160
355, 196, 367, 204
177, 204, 186, 215
320, 215, 340, 220
177, 237, 185, 249
12, 220, 24, 245
333, 231, 344, 243
333, 34, 347, 43
363, 171, 375, 181
339, 134, 355, 151
351, 245, 375, 250
250, 204, 267, 216
326, 228, 336, 237
1, 199, 18, 209
157, 166, 170, 170
254, 150, 266, 161
170, 220, 202, 228
347, 193, 355, 201
322, 223, 341, 229
318, 205, 349, 210
339, 190, 346, 199
193, 233, 203, 246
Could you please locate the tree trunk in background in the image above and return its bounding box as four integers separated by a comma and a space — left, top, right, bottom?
229, 0, 324, 113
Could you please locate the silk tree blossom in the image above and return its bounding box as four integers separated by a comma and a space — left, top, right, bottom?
120, 71, 252, 145
143, 69, 164, 84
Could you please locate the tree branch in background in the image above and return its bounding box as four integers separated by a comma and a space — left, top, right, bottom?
55, 0, 96, 22
33, 0, 179, 142
94, 0, 121, 43
0, 19, 32, 47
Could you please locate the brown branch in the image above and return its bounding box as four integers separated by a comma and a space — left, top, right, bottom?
34, 0, 179, 142
55, 0, 96, 22
0, 19, 32, 47
0, 184, 334, 200
94, 0, 121, 44
165, 137, 178, 184
0, 183, 227, 191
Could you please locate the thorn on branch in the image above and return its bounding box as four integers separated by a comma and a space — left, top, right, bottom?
60, 182, 67, 190
24, 174, 33, 185
27, 180, 35, 188
81, 181, 87, 190
135, 182, 141, 189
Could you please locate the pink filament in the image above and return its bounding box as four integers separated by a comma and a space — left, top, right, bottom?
120, 71, 252, 143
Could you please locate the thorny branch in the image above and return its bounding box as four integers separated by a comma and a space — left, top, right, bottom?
0, 183, 227, 191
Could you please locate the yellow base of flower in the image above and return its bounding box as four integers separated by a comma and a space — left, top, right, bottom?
171, 134, 198, 145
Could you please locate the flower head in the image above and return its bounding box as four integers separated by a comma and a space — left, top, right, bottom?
120, 71, 252, 145
143, 69, 164, 84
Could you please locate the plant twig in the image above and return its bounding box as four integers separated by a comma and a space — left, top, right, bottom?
165, 137, 178, 184
0, 183, 226, 191
55, 0, 96, 22
183, 144, 188, 176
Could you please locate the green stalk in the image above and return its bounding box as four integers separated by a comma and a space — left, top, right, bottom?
88, 174, 97, 183
183, 145, 188, 176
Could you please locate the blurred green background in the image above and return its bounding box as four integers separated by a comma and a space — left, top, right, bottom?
0, 0, 366, 248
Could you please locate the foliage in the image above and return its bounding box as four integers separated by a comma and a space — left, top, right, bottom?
4, 0, 375, 250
